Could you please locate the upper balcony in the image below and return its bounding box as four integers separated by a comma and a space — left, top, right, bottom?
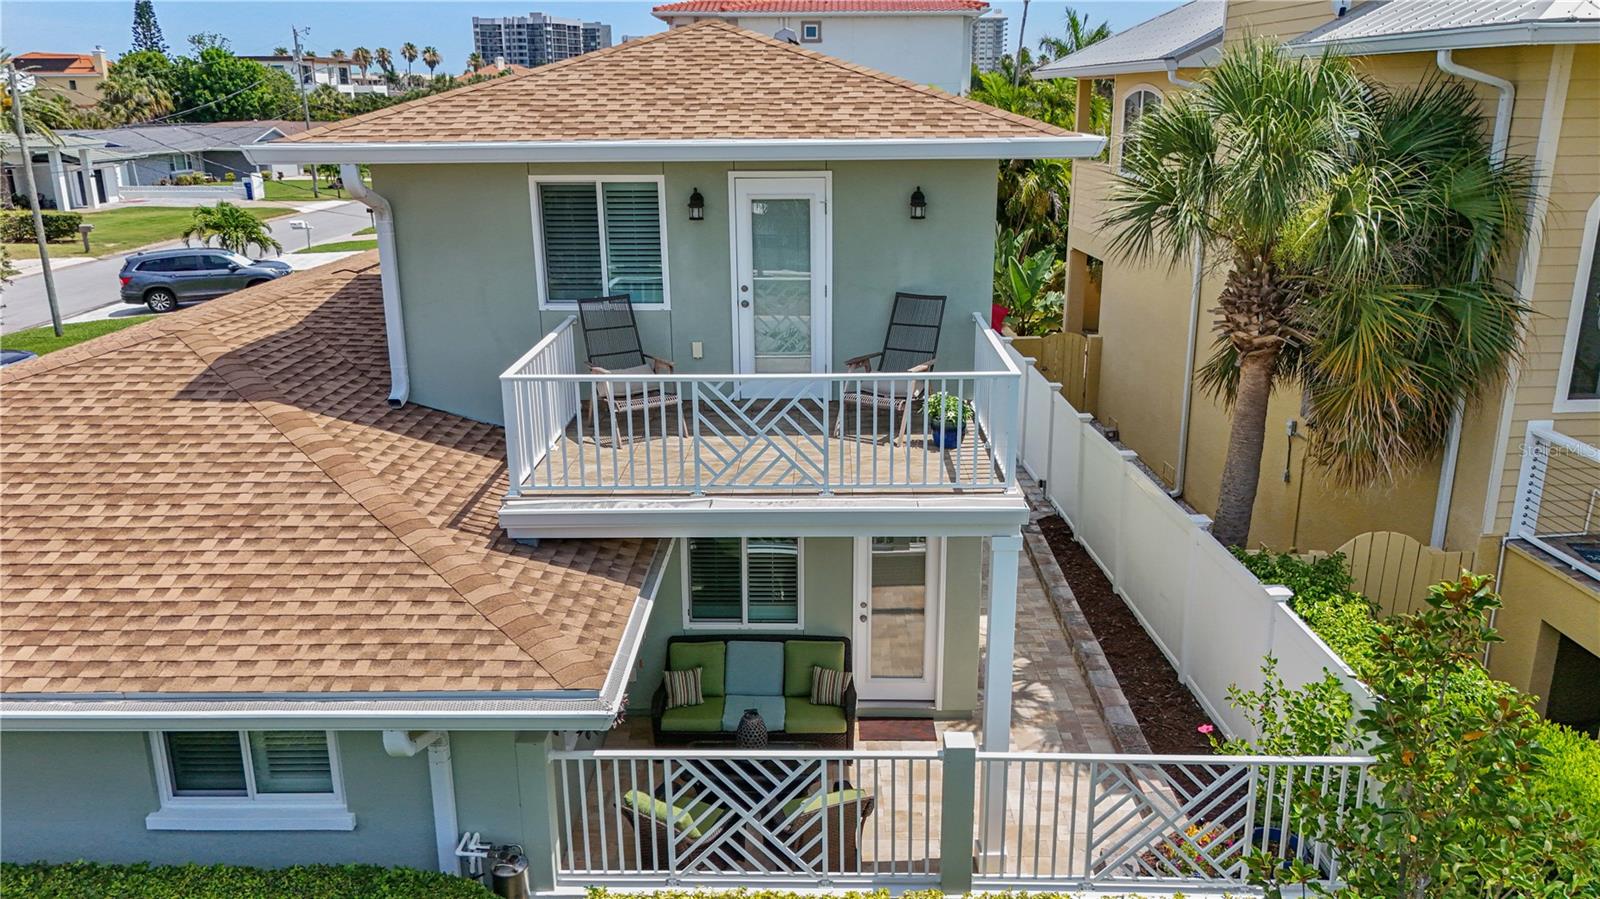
498, 314, 1026, 538
1511, 422, 1600, 583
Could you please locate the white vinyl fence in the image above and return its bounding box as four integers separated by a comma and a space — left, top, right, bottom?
1008, 344, 1374, 738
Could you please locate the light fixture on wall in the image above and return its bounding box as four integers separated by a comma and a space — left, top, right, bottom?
688, 188, 705, 221
909, 186, 927, 220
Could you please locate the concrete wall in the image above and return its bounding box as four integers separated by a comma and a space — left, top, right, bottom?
663, 15, 974, 94
373, 159, 997, 424
629, 536, 983, 716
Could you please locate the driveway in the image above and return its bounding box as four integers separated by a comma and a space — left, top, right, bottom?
0, 201, 374, 334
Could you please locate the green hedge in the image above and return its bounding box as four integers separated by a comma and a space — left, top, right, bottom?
0, 862, 490, 898
1537, 720, 1600, 837
1, 211, 84, 243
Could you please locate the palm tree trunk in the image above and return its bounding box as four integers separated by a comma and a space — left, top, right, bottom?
1211, 347, 1276, 547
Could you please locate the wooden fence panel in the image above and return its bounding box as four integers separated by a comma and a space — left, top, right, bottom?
1309, 531, 1478, 618
1009, 331, 1101, 417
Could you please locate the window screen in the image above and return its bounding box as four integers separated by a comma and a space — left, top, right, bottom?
745, 537, 800, 623
539, 183, 604, 302
537, 181, 665, 304
602, 182, 664, 303
687, 537, 742, 622
686, 537, 799, 624
166, 731, 248, 796
248, 731, 335, 794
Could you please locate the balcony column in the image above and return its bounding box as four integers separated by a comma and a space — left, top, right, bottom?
78, 147, 100, 209
980, 531, 1023, 856
45, 147, 72, 210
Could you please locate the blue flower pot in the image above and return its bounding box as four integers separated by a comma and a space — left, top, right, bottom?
932, 425, 964, 450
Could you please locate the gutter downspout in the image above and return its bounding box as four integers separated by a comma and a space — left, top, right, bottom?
342, 163, 409, 407
383, 730, 458, 874
1428, 49, 1514, 547
1165, 60, 1204, 499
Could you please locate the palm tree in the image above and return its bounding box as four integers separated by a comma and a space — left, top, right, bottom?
272, 46, 290, 57
96, 67, 173, 124
400, 42, 418, 82
1105, 40, 1531, 547
374, 46, 393, 80
465, 51, 484, 74
422, 46, 440, 77
351, 46, 371, 81
182, 202, 283, 256
1038, 7, 1112, 63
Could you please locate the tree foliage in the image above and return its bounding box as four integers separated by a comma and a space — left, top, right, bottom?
168, 47, 296, 122
130, 0, 167, 55
182, 202, 282, 256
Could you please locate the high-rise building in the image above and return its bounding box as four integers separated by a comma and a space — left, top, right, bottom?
472, 11, 612, 67
971, 11, 1006, 73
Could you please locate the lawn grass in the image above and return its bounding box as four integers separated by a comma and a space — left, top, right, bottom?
1, 316, 155, 357
353, 226, 374, 235
3, 205, 294, 260
261, 177, 372, 202
290, 238, 379, 254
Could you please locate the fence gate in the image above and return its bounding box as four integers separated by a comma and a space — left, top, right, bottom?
1009, 331, 1101, 417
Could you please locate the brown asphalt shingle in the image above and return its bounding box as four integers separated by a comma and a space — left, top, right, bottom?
287, 20, 1079, 145
0, 254, 658, 695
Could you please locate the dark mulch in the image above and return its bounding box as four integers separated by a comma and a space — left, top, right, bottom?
1036, 513, 1216, 755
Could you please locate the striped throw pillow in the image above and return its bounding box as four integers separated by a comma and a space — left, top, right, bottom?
810, 666, 852, 707
664, 667, 703, 709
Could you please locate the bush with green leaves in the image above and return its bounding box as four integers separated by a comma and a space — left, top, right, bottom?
1, 211, 84, 243
923, 392, 973, 429
0, 862, 491, 898
1206, 656, 1355, 757
1534, 720, 1600, 841
181, 202, 282, 256
1233, 549, 1385, 675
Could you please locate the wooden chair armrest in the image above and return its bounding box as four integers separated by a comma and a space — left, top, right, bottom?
908, 358, 936, 374
843, 353, 880, 373
646, 355, 676, 373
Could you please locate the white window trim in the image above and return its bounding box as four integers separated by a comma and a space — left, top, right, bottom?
145, 730, 355, 831
681, 536, 805, 630
1553, 194, 1600, 414
528, 173, 672, 311
1116, 84, 1163, 173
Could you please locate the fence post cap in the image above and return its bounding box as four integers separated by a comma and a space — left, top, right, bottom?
1264, 584, 1295, 602
1077, 412, 1094, 422
1117, 449, 1139, 461
941, 731, 977, 751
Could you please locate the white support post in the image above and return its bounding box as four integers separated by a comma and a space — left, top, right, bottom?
46, 147, 72, 211
78, 148, 99, 209
427, 736, 460, 875
980, 532, 1024, 855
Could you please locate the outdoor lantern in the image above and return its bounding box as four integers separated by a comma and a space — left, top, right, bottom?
688, 188, 705, 221
909, 186, 927, 220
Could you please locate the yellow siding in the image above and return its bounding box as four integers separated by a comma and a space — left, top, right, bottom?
1488, 541, 1600, 702
1222, 0, 1349, 45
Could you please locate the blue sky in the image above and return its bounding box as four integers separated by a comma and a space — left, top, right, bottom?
7, 1, 1180, 70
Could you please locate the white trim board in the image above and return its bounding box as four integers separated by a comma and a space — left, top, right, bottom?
1553, 194, 1600, 414
244, 136, 1108, 166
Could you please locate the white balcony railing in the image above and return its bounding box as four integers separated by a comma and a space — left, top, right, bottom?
500, 314, 1021, 498
1510, 421, 1600, 582
544, 744, 1372, 890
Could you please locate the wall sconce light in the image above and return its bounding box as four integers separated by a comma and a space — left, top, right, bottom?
909, 186, 927, 220
688, 188, 705, 221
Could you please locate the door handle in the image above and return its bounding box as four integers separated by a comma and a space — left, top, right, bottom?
740, 299, 751, 308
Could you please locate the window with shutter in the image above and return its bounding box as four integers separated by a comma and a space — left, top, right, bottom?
685, 537, 801, 626
248, 731, 335, 794
534, 177, 668, 307
165, 731, 248, 796
149, 729, 349, 830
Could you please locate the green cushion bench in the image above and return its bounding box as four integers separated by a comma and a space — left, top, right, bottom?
652, 635, 856, 749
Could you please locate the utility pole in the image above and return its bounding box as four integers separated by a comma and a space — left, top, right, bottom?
291, 25, 318, 198
7, 64, 63, 336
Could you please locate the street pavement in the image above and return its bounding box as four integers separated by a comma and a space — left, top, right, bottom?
0, 200, 374, 334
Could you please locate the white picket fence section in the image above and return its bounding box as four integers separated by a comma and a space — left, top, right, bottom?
1006, 343, 1374, 738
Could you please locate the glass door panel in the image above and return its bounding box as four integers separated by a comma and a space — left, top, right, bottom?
750, 198, 813, 374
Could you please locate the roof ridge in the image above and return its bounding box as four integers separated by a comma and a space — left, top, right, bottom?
167, 324, 592, 688
288, 29, 690, 144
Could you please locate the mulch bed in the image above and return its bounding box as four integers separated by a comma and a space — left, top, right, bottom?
1036, 514, 1216, 755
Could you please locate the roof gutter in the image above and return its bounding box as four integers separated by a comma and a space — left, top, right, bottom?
342, 163, 409, 407
1428, 48, 1514, 547
245, 136, 1107, 165
1286, 20, 1600, 57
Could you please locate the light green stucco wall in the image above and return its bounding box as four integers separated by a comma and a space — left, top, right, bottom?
373, 160, 998, 423
628, 536, 982, 717
0, 729, 551, 870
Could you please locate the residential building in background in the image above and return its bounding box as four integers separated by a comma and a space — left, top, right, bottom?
971, 10, 1006, 72
652, 0, 989, 94
10, 49, 108, 107
471, 12, 612, 68
242, 55, 390, 95
1036, 0, 1600, 731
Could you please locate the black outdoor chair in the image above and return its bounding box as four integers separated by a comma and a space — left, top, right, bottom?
835, 292, 946, 443
576, 294, 684, 437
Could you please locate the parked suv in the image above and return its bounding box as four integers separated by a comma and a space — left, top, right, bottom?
119, 248, 292, 313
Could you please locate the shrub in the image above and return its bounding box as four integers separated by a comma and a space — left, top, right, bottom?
1534, 721, 1600, 838
224, 171, 236, 183
1, 212, 85, 243
0, 862, 490, 898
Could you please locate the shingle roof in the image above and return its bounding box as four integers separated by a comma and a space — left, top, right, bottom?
1287, 0, 1600, 51
69, 123, 287, 159
654, 0, 987, 14
285, 20, 1074, 145
1033, 0, 1223, 79
0, 255, 659, 697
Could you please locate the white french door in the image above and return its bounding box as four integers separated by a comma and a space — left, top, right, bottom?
852, 536, 943, 703
731, 175, 830, 393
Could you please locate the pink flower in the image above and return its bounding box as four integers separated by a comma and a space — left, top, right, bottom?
1196, 723, 1215, 735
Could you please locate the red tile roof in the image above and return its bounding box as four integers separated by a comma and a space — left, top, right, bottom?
0, 254, 659, 696
655, 0, 988, 13
13, 52, 98, 75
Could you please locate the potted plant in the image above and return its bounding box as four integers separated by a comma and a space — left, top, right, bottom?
924, 392, 972, 450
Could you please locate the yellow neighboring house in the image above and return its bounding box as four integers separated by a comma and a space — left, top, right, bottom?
13, 49, 109, 107
1037, 0, 1600, 729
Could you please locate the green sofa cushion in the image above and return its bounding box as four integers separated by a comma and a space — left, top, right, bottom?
661, 698, 725, 732
784, 697, 848, 734
783, 640, 846, 697
780, 788, 869, 817
669, 642, 726, 697
621, 790, 727, 839
724, 640, 785, 696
